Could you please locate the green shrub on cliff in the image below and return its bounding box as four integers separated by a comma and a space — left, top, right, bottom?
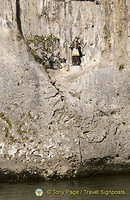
26, 34, 65, 69
27, 34, 60, 54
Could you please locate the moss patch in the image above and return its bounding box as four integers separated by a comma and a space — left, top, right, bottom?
0, 112, 12, 129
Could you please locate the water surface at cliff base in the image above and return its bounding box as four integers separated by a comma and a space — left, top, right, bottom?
0, 174, 130, 200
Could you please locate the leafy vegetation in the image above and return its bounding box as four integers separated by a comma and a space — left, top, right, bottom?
27, 34, 65, 69
27, 34, 60, 53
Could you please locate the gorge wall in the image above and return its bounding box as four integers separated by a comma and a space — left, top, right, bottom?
0, 0, 129, 181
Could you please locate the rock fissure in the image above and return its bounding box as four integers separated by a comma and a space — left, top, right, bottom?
16, 0, 23, 37
78, 136, 83, 163
45, 92, 59, 99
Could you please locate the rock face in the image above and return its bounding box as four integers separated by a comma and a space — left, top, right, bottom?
0, 0, 129, 181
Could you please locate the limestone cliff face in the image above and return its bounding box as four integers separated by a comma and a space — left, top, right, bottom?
0, 0, 129, 181
21, 0, 129, 64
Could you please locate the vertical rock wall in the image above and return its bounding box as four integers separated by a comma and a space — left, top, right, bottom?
0, 0, 129, 181
20, 0, 129, 65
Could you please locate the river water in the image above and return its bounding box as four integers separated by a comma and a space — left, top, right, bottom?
0, 174, 129, 200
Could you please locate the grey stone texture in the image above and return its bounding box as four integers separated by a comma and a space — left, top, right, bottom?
0, 0, 129, 181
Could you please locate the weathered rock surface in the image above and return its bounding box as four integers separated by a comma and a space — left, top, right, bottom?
0, 0, 129, 182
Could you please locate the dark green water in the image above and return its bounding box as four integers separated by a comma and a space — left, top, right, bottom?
0, 174, 129, 200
